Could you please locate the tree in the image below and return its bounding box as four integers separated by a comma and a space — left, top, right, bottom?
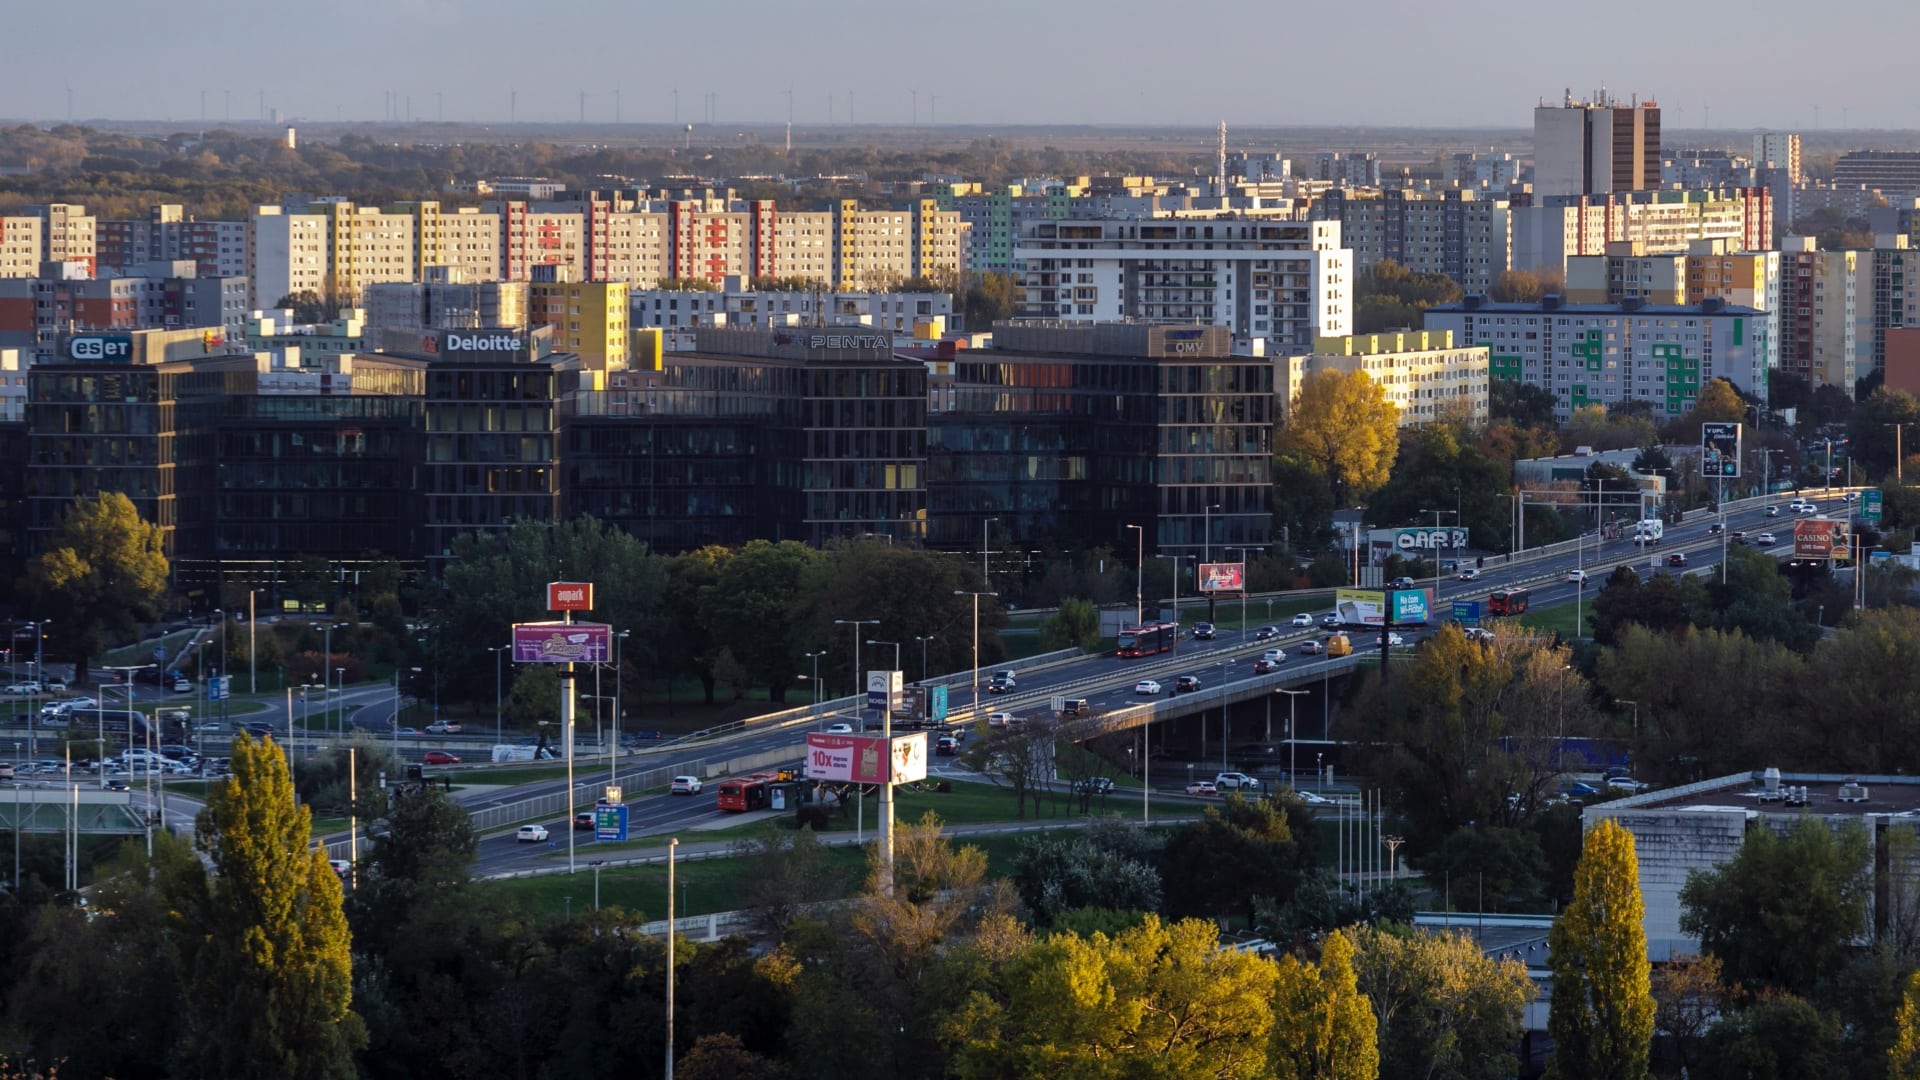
1893, 970, 1920, 1080
1489, 268, 1547, 303
1278, 368, 1400, 503
1272, 452, 1338, 550
1348, 924, 1535, 1080
959, 723, 1055, 819
1491, 379, 1561, 427
274, 289, 335, 322
701, 539, 825, 702
1594, 625, 1804, 781
1159, 795, 1311, 922
730, 827, 854, 941
1412, 826, 1550, 913
1269, 928, 1380, 1080
21, 492, 170, 685
679, 1033, 785, 1080
1010, 826, 1163, 926
1678, 817, 1871, 996
347, 781, 476, 954
963, 271, 1017, 326
809, 541, 1001, 688
179, 734, 365, 1079
1652, 953, 1734, 1075
1365, 424, 1514, 553
1037, 596, 1100, 652
664, 546, 731, 704
1850, 388, 1920, 480
1695, 993, 1841, 1080
1800, 608, 1920, 774
1546, 818, 1654, 1080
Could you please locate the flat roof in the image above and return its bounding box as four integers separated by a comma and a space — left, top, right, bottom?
1596, 771, 1920, 820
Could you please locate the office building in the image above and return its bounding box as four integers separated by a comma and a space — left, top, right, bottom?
1015, 216, 1352, 351
1777, 237, 1860, 392
1835, 152, 1920, 197
1533, 92, 1662, 198
1314, 188, 1512, 294
1858, 238, 1920, 379
362, 272, 530, 333
927, 323, 1272, 558
1660, 149, 1755, 190
1280, 331, 1490, 428
1424, 295, 1771, 421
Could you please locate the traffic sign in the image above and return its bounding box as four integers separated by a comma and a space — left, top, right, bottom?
593, 803, 629, 842
1864, 489, 1884, 523
1452, 600, 1483, 626
207, 676, 226, 702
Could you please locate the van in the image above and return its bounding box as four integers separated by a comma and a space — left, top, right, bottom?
1325, 633, 1353, 658
1060, 698, 1090, 717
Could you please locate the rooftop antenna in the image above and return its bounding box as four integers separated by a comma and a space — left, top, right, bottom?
1217, 120, 1227, 198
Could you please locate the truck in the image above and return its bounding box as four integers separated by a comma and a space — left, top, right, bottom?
490, 743, 560, 763
1632, 519, 1664, 545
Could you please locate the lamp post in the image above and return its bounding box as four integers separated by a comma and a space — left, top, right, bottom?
320, 621, 347, 735
590, 859, 605, 910
803, 650, 825, 726
953, 592, 997, 718
866, 639, 901, 674
1277, 688, 1309, 788
666, 835, 678, 1080
1218, 659, 1233, 771
248, 588, 261, 694
832, 619, 880, 715
488, 644, 508, 750
1887, 422, 1915, 483
333, 666, 344, 743
1155, 552, 1194, 630
612, 629, 629, 783
913, 635, 936, 684
981, 517, 998, 592
1202, 502, 1222, 565
1419, 508, 1459, 596
1124, 523, 1145, 626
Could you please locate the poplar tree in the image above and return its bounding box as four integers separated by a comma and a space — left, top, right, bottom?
1546, 818, 1654, 1080
179, 734, 365, 1079
1890, 969, 1920, 1080
1269, 927, 1380, 1079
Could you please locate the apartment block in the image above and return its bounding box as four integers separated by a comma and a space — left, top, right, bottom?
361, 273, 529, 333
832, 199, 967, 290
494, 200, 587, 283
529, 270, 628, 371
98, 205, 246, 279
0, 216, 41, 279
1777, 238, 1858, 392
1314, 188, 1512, 294
1315, 153, 1382, 187
1281, 331, 1490, 428
1835, 152, 1920, 197
0, 266, 246, 355
1015, 217, 1352, 351
249, 205, 329, 307
1533, 93, 1662, 198
27, 204, 96, 274
1443, 151, 1522, 188
629, 278, 955, 338
1859, 238, 1920, 379
1424, 296, 1770, 421
1510, 188, 1772, 274
1753, 133, 1803, 185
407, 202, 502, 284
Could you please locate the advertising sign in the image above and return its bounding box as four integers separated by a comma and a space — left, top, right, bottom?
1793, 518, 1849, 559
929, 684, 949, 723
1865, 489, 1884, 523
866, 670, 903, 715
593, 803, 629, 843
805, 732, 929, 784
546, 581, 594, 611
1334, 588, 1387, 627
1198, 562, 1246, 593
512, 621, 612, 664
1701, 422, 1742, 478
68, 334, 133, 362
1452, 600, 1483, 625
1389, 589, 1432, 625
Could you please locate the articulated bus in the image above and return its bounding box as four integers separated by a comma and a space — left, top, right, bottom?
1488, 589, 1531, 616
1116, 621, 1181, 658
715, 772, 777, 812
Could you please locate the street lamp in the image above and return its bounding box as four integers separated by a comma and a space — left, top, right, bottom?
590, 859, 605, 911
1124, 523, 1145, 626
866, 639, 901, 673
1203, 503, 1222, 565
488, 644, 509, 750
803, 650, 826, 726
248, 588, 262, 695
666, 835, 679, 1080
1277, 689, 1309, 788
321, 621, 349, 736
612, 629, 630, 781
1419, 508, 1459, 596
1218, 659, 1233, 770
1154, 553, 1194, 628
833, 619, 880, 715
913, 635, 936, 684
953, 592, 998, 717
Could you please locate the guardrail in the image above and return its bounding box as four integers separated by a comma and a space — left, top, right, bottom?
465, 743, 806, 835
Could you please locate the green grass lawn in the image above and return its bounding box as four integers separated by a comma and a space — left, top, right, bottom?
1514, 602, 1585, 639
100, 630, 200, 670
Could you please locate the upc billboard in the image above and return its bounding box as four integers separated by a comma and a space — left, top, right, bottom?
804, 732, 929, 784
511, 621, 612, 664
1701, 422, 1742, 478
1198, 562, 1246, 593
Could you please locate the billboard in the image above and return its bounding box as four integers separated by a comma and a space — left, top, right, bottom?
866, 670, 902, 714
1452, 600, 1483, 625
1701, 422, 1742, 478
511, 621, 613, 664
1389, 589, 1432, 624
805, 732, 929, 784
1334, 588, 1387, 627
1794, 517, 1851, 560
547, 581, 594, 611
1198, 562, 1246, 593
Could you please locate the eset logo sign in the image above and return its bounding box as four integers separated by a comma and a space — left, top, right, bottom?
69, 335, 134, 361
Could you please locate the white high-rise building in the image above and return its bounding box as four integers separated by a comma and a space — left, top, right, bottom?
1752, 133, 1803, 184
1533, 91, 1663, 198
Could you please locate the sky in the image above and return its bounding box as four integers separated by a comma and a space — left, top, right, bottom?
7, 0, 1920, 133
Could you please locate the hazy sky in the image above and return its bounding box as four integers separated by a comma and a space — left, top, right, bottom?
8, 0, 1920, 132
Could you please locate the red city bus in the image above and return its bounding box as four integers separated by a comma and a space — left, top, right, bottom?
1115, 621, 1180, 658
1488, 589, 1531, 616
715, 772, 777, 812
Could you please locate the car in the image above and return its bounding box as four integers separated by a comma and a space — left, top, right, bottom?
1252, 625, 1277, 641
1072, 777, 1116, 795
1388, 576, 1416, 590
1215, 771, 1261, 791
1755, 532, 1778, 546
1766, 505, 1781, 517
422, 750, 462, 765
394, 727, 422, 737
1564, 781, 1601, 796
425, 720, 463, 734
1667, 552, 1688, 567
1253, 659, 1278, 675
1376, 632, 1405, 647
42, 696, 97, 715
1059, 698, 1090, 717
1134, 679, 1162, 696
1192, 623, 1216, 640
1262, 648, 1286, 663
1298, 639, 1324, 655
1607, 777, 1651, 793
328, 859, 351, 880
516, 824, 549, 843
1731, 530, 1749, 545
1707, 522, 1726, 535
991, 669, 1017, 685
987, 712, 1016, 728
573, 812, 595, 830
1291, 613, 1316, 628
935, 737, 958, 756
1321, 612, 1341, 628
3, 682, 40, 696
1462, 627, 1495, 642
1844, 492, 1860, 502
196, 721, 225, 732
987, 678, 1015, 695
244, 722, 274, 738
1791, 501, 1817, 514
1458, 567, 1482, 581
42, 678, 65, 693
826, 722, 854, 734
1566, 569, 1589, 584
103, 778, 129, 792
1173, 675, 1201, 694
1292, 790, 1335, 805
1185, 780, 1220, 797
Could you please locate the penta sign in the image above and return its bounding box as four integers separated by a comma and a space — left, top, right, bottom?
808, 333, 890, 350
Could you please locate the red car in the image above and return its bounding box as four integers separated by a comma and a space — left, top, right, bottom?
423, 750, 462, 765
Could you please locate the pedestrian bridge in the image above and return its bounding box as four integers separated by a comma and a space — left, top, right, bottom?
0, 785, 149, 835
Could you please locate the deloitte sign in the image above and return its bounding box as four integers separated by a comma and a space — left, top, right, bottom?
442, 331, 527, 355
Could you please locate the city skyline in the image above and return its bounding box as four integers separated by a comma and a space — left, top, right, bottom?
6, 0, 1920, 131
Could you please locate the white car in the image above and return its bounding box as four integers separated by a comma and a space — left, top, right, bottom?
1134, 680, 1162, 696
1755, 532, 1778, 546
1215, 771, 1261, 791
671, 775, 703, 796
1606, 777, 1650, 793
1791, 501, 1817, 514
1458, 567, 1482, 581
4, 682, 41, 695
1262, 649, 1287, 664
516, 824, 549, 843
1298, 639, 1324, 655
1292, 790, 1334, 805
42, 696, 96, 715
1185, 780, 1219, 797
825, 722, 854, 734
1321, 613, 1341, 628
1376, 632, 1405, 647
987, 712, 1016, 728
1290, 613, 1314, 627
1765, 506, 1781, 517
1566, 569, 1589, 584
